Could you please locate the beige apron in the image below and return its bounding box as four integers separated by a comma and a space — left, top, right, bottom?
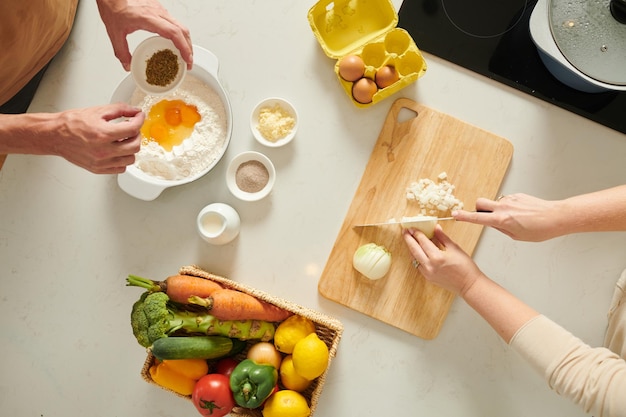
0, 0, 79, 106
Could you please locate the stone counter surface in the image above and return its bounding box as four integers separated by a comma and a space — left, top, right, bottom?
1, 1, 625, 416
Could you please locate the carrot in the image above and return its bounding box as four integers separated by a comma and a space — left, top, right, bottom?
126, 274, 223, 304
189, 288, 293, 322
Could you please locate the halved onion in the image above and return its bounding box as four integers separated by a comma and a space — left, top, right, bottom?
353, 243, 392, 280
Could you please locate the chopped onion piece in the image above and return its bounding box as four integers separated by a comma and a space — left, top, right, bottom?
400, 215, 438, 238
406, 172, 464, 215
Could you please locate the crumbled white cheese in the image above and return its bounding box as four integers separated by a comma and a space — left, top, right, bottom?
257, 104, 295, 142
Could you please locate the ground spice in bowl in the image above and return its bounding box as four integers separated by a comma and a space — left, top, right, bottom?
145, 49, 179, 87
235, 160, 269, 193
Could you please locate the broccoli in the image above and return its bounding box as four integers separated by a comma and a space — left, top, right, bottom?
130, 291, 275, 348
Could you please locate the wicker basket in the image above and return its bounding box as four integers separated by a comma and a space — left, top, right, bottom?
140, 265, 343, 417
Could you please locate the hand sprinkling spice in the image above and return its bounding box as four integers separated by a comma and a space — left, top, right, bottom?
145, 49, 179, 87
236, 160, 269, 193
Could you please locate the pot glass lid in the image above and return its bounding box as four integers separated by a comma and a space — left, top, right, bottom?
549, 0, 626, 86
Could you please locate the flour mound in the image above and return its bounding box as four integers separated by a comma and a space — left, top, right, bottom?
131, 75, 228, 180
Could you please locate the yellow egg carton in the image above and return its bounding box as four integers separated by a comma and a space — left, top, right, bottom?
307, 0, 427, 108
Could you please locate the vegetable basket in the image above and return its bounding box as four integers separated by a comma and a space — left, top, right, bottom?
140, 265, 344, 417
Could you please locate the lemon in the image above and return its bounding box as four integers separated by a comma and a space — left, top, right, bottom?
279, 355, 312, 392
274, 315, 316, 354
262, 390, 310, 417
291, 333, 329, 380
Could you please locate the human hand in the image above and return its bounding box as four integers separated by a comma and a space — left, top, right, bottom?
51, 103, 144, 174
96, 0, 193, 71
402, 225, 483, 296
452, 193, 563, 242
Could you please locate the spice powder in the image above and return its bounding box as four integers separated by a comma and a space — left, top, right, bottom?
145, 49, 179, 87
236, 160, 269, 193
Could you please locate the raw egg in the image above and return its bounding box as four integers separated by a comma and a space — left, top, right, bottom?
375, 65, 399, 88
338, 55, 365, 82
140, 99, 201, 151
352, 78, 378, 104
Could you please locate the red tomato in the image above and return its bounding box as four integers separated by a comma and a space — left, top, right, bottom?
192, 374, 235, 417
214, 357, 239, 377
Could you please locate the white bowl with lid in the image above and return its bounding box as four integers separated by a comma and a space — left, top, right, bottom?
130, 36, 187, 95
530, 0, 626, 93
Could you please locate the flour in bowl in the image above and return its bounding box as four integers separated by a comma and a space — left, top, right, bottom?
130, 74, 228, 180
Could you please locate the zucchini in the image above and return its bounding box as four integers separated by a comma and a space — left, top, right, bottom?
151, 336, 243, 360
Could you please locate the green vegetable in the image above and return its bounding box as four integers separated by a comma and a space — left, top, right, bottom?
151, 336, 246, 360
229, 359, 278, 408
130, 291, 276, 348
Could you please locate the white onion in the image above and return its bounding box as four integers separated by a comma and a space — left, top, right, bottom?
352, 243, 392, 280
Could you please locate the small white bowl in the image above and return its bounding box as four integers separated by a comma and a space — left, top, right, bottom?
197, 203, 240, 245
250, 97, 298, 147
226, 151, 276, 201
130, 36, 187, 95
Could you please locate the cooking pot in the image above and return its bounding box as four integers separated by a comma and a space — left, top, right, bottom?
530, 0, 626, 93
110, 45, 232, 201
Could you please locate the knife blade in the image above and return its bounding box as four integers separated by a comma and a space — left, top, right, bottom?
353, 217, 454, 228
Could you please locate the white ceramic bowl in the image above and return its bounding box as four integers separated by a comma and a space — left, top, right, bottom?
226, 151, 276, 201
250, 97, 298, 147
130, 36, 187, 95
111, 45, 232, 201
197, 203, 241, 245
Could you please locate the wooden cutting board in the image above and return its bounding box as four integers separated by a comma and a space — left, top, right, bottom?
318, 99, 513, 339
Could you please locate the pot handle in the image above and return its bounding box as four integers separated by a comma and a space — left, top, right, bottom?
611, 0, 626, 23
117, 171, 168, 201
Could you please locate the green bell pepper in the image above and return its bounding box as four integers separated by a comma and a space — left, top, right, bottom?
229, 358, 278, 408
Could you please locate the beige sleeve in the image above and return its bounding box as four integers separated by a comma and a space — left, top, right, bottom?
510, 315, 626, 417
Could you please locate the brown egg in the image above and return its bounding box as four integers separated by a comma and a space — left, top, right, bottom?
338, 55, 365, 82
375, 65, 399, 88
352, 78, 378, 104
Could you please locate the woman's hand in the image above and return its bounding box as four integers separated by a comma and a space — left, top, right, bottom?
453, 193, 563, 242
402, 225, 483, 296
96, 0, 193, 71
403, 225, 540, 342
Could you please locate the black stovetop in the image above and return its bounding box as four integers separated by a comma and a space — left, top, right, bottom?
398, 0, 626, 135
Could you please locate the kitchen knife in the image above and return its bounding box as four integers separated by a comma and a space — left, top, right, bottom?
353, 217, 454, 228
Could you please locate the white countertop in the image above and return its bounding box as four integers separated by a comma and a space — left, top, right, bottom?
2, 1, 626, 416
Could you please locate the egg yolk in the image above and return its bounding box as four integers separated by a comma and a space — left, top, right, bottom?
141, 99, 201, 151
